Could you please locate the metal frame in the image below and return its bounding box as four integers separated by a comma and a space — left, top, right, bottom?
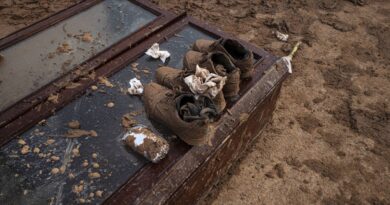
0, 0, 175, 139
0, 6, 288, 204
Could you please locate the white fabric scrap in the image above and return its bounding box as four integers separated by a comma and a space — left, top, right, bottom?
145, 43, 170, 63
184, 65, 227, 98
128, 78, 143, 95
275, 31, 289, 42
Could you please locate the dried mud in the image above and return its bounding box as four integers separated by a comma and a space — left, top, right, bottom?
1, 0, 389, 204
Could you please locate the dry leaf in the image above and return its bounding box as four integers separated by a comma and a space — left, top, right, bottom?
48, 93, 59, 104
81, 32, 93, 43
66, 129, 98, 138
121, 113, 138, 128
98, 77, 114, 88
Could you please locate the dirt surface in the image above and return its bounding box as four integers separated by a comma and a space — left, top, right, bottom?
1, 0, 389, 205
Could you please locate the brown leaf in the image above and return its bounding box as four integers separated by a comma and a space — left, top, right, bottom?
66, 129, 98, 138
98, 77, 114, 88
121, 113, 138, 128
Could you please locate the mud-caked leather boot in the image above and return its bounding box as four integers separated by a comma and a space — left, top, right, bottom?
143, 83, 217, 146
193, 38, 254, 79
156, 66, 189, 92
157, 66, 226, 113
184, 51, 240, 99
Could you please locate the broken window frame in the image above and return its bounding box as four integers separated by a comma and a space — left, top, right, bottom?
0, 0, 175, 134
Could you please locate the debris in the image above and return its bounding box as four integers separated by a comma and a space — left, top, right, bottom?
95, 190, 103, 198
68, 120, 80, 129
127, 78, 143, 95
82, 160, 89, 167
48, 93, 59, 104
121, 113, 138, 128
51, 156, 60, 161
145, 43, 170, 63
278, 41, 301, 74
106, 102, 115, 108
57, 42, 72, 53
91, 85, 98, 90
131, 63, 139, 68
72, 148, 80, 157
59, 166, 66, 174
68, 173, 75, 179
81, 32, 93, 42
98, 77, 114, 88
18, 139, 26, 145
275, 31, 289, 42
33, 147, 40, 153
88, 172, 101, 179
92, 153, 98, 159
65, 82, 82, 90
72, 184, 84, 194
51, 168, 60, 175
46, 139, 55, 145
122, 126, 169, 163
184, 65, 227, 98
92, 163, 100, 168
20, 145, 30, 155
66, 129, 98, 138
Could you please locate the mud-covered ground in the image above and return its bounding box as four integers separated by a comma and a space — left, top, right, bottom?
1, 0, 389, 204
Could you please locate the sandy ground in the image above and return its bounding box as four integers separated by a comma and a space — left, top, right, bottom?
1, 0, 389, 204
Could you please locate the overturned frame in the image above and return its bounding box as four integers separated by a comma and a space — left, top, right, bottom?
0, 3, 288, 204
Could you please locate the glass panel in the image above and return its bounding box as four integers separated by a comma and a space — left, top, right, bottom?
0, 0, 156, 112
0, 26, 215, 205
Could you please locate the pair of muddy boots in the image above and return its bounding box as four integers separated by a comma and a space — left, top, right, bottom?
145, 62, 223, 145
143, 38, 253, 146
185, 38, 255, 100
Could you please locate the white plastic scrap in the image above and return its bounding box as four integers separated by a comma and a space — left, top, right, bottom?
184, 65, 227, 98
279, 41, 301, 74
145, 43, 171, 63
275, 31, 289, 42
128, 78, 143, 95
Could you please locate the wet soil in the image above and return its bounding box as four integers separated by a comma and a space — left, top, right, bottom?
1, 0, 389, 204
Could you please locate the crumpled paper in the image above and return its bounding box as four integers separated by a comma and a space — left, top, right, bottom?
184, 65, 226, 98
145, 43, 170, 63
128, 78, 143, 95
275, 31, 289, 42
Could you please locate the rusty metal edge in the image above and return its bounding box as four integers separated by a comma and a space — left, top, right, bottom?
103, 16, 283, 205
0, 0, 176, 129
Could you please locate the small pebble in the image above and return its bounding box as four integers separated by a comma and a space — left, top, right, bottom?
82, 160, 89, 167
92, 153, 97, 159
20, 145, 30, 155
91, 85, 98, 90
95, 190, 103, 197
33, 147, 40, 153
107, 102, 115, 108
51, 156, 60, 161
88, 172, 101, 179
92, 163, 100, 169
46, 139, 55, 145
18, 139, 26, 145
51, 168, 60, 175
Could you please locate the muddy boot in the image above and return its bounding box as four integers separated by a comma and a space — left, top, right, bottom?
193, 38, 254, 79
205, 52, 240, 99
156, 66, 188, 92
143, 83, 217, 145
183, 50, 205, 73
184, 51, 240, 100
213, 92, 226, 113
